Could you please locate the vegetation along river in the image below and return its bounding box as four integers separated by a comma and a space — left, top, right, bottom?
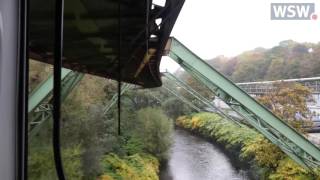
160, 129, 250, 180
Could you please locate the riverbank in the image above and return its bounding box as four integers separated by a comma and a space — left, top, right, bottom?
97, 107, 174, 180
176, 112, 318, 180
172, 127, 255, 179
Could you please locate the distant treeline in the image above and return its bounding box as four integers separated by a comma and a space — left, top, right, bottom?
207, 40, 320, 82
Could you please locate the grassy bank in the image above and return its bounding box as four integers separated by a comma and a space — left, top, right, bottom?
29, 145, 160, 180
100, 153, 159, 180
176, 112, 318, 180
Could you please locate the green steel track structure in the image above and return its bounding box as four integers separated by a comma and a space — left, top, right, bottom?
163, 71, 242, 126
162, 84, 201, 112
103, 84, 133, 114
164, 37, 320, 169
28, 69, 84, 139
28, 71, 132, 139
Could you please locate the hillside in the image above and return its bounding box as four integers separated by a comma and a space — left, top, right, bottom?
206, 40, 320, 83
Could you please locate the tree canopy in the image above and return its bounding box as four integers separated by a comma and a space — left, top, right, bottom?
203, 40, 320, 82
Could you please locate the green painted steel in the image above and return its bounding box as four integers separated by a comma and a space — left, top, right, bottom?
149, 93, 163, 103
163, 71, 242, 126
162, 84, 201, 112
28, 69, 84, 139
164, 71, 213, 106
103, 84, 133, 114
165, 37, 320, 169
28, 69, 72, 113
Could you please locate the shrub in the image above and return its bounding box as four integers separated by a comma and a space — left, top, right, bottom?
242, 135, 284, 168
135, 107, 173, 160
122, 137, 145, 155
100, 153, 159, 180
269, 158, 314, 180
28, 145, 83, 180
176, 112, 319, 179
162, 97, 192, 119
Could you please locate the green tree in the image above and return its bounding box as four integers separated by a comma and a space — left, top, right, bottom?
162, 97, 193, 119
265, 58, 286, 80
135, 107, 173, 160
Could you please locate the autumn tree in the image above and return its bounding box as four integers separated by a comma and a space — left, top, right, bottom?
204, 40, 320, 82
257, 82, 313, 133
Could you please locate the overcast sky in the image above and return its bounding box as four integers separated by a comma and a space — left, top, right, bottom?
160, 0, 320, 72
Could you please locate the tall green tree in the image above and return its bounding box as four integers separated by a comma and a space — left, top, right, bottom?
135, 107, 173, 160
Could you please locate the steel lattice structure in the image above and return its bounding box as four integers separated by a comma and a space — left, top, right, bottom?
164, 37, 320, 170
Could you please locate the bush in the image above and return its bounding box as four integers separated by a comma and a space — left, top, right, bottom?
242, 135, 284, 168
122, 137, 145, 155
28, 145, 83, 180
176, 112, 318, 179
269, 158, 314, 180
100, 153, 159, 180
162, 97, 193, 119
135, 107, 173, 160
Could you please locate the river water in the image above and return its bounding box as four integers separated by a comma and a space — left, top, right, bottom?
160, 129, 250, 180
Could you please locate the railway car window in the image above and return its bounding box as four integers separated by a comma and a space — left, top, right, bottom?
27, 0, 184, 178
24, 0, 320, 179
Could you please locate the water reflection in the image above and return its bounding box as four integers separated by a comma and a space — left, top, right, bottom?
161, 129, 249, 180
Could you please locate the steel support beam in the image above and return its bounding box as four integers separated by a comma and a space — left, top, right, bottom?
29, 69, 72, 113
28, 69, 84, 139
165, 37, 320, 169
162, 84, 201, 112
163, 71, 242, 126
103, 83, 133, 114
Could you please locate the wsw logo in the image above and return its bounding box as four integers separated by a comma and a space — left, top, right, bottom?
271, 3, 317, 20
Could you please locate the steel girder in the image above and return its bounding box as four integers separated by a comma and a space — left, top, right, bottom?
29, 71, 132, 139
148, 93, 163, 103
103, 83, 133, 114
164, 37, 320, 169
101, 83, 201, 114
161, 84, 201, 112
28, 69, 84, 139
163, 71, 241, 126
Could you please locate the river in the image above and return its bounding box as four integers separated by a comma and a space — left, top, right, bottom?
160, 129, 250, 180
